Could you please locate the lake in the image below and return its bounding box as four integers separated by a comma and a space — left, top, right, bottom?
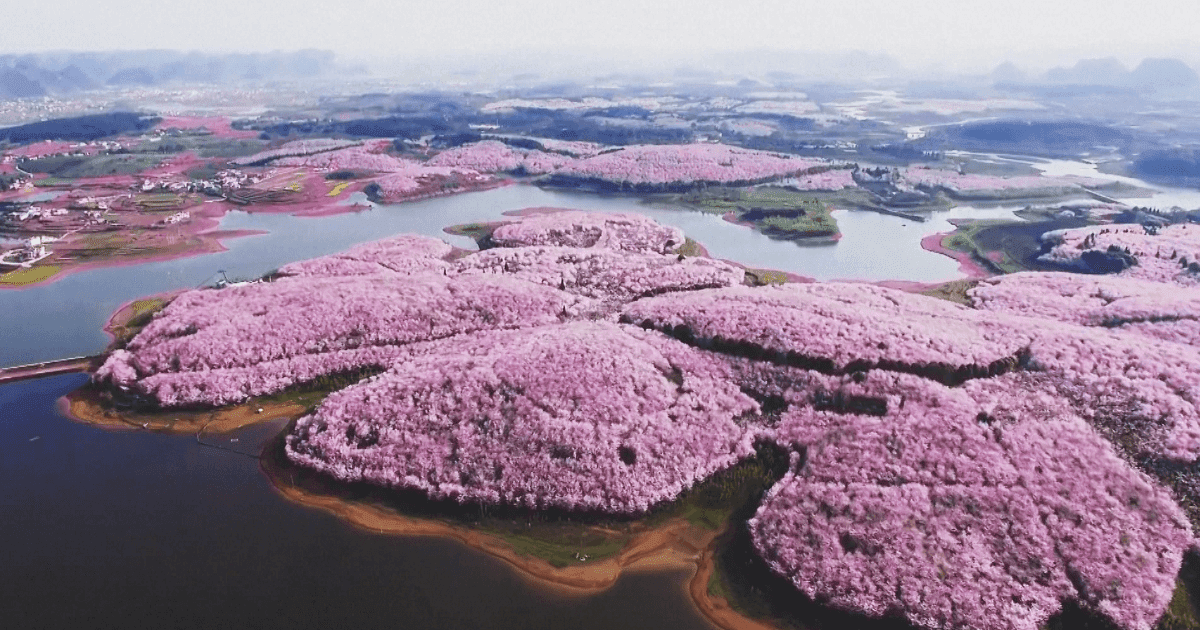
0, 373, 719, 630
1, 184, 1017, 367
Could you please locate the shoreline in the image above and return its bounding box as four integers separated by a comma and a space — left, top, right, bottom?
262, 448, 770, 630
101, 289, 187, 345
720, 211, 843, 244
62, 380, 776, 630
61, 386, 309, 435
0, 177, 510, 289
919, 230, 994, 279
0, 224, 267, 290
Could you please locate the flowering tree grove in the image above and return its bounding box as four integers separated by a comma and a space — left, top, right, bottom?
93, 210, 1200, 630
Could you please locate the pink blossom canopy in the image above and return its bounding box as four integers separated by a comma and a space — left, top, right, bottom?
285, 322, 758, 513
751, 371, 1192, 630
489, 210, 685, 253
552, 143, 827, 186
92, 208, 1200, 630
94, 273, 591, 407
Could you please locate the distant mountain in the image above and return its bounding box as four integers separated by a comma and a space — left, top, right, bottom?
1129, 58, 1200, 90
1037, 57, 1200, 92
707, 49, 903, 82
0, 68, 45, 98
56, 65, 99, 91
106, 67, 157, 86
1044, 57, 1129, 86
0, 50, 342, 96
990, 61, 1027, 85
11, 59, 94, 93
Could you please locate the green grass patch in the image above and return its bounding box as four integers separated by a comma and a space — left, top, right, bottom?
0, 265, 61, 286
480, 445, 790, 568
33, 177, 74, 187
136, 193, 187, 211
674, 237, 705, 257
679, 186, 840, 240
649, 444, 790, 530
941, 214, 1096, 276
920, 279, 980, 306
21, 154, 161, 179
1160, 578, 1200, 630
185, 164, 221, 180
108, 296, 171, 345
444, 222, 501, 249
192, 138, 267, 159
126, 136, 267, 159
487, 527, 629, 568
938, 220, 1026, 274
258, 366, 390, 410
745, 268, 789, 286
707, 560, 733, 600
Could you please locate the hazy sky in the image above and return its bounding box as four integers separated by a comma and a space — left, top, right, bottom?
7, 0, 1200, 72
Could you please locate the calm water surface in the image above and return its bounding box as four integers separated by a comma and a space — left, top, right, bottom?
0, 374, 717, 630
1, 184, 1021, 366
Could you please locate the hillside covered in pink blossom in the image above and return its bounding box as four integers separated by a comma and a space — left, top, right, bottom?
1040, 223, 1200, 285
752, 371, 1191, 630
489, 210, 684, 253
901, 166, 1099, 198
94, 210, 1200, 630
547, 143, 828, 190
267, 141, 498, 202
425, 140, 574, 175
970, 271, 1200, 345
286, 322, 758, 513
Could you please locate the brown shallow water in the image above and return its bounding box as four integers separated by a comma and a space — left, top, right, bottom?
1, 374, 720, 630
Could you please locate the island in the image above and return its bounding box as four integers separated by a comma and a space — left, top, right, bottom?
65, 208, 1200, 630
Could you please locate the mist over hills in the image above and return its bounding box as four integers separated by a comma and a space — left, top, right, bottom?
0, 50, 343, 97
995, 57, 1200, 93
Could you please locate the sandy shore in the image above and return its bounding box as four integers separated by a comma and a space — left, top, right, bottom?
62, 387, 309, 435
67, 372, 777, 630
264, 459, 771, 630
691, 547, 782, 630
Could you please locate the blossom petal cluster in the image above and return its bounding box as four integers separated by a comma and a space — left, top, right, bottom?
274, 144, 415, 172
621, 284, 1035, 381
530, 137, 605, 158
231, 138, 361, 167
622, 283, 1200, 463
901, 166, 1093, 194
776, 168, 855, 191
285, 322, 758, 513
489, 210, 685, 253
269, 142, 496, 202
